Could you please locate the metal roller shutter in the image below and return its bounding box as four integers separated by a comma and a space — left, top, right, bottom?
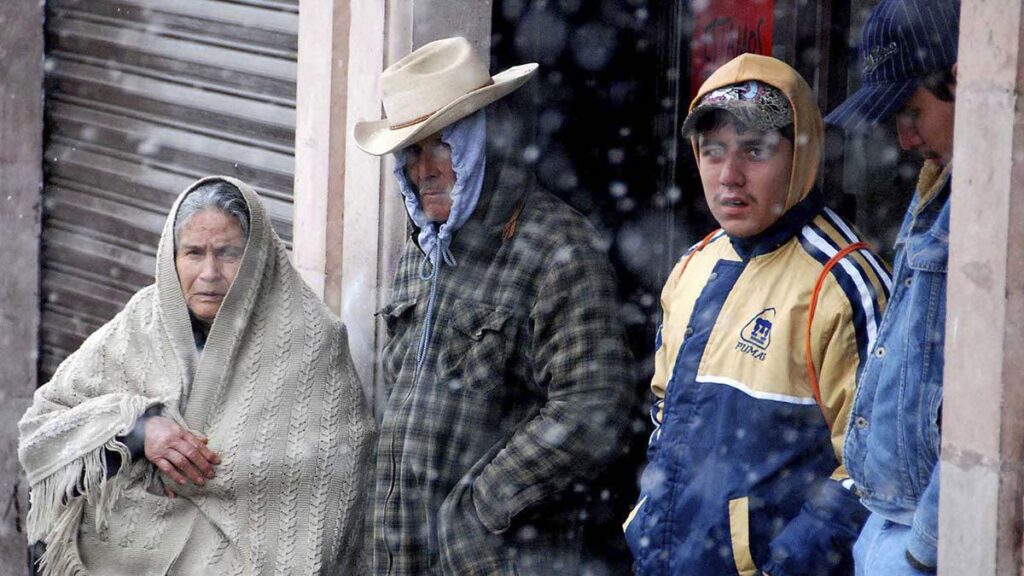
39, 0, 299, 380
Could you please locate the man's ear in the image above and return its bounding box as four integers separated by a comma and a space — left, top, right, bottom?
950, 62, 958, 96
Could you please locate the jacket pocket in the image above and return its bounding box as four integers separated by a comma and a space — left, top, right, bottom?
622, 495, 647, 533
377, 299, 417, 386
906, 224, 949, 273
728, 497, 758, 576
438, 475, 516, 575
436, 303, 516, 395
623, 491, 652, 569
379, 299, 416, 338
622, 493, 651, 563
920, 384, 943, 483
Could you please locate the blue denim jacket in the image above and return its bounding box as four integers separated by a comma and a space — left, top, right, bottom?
844, 172, 951, 568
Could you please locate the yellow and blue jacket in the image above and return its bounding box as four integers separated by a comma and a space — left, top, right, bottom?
624, 54, 892, 576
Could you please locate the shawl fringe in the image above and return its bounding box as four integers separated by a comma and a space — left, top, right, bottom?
28, 399, 153, 576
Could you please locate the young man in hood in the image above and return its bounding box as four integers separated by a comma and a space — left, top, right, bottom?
354, 37, 634, 575
825, 0, 959, 573
624, 53, 891, 575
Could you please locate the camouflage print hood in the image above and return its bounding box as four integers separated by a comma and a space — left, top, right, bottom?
688, 53, 824, 211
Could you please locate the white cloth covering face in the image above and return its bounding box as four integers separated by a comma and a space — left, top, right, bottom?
391, 109, 487, 264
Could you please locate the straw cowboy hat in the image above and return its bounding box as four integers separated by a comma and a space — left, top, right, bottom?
354, 36, 538, 156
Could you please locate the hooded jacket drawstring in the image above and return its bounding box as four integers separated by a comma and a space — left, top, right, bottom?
389, 112, 484, 389
413, 232, 456, 386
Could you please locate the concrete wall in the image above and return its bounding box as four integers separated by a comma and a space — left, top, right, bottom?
412, 0, 493, 54
939, 2, 1024, 574
0, 1, 44, 573
292, 0, 492, 416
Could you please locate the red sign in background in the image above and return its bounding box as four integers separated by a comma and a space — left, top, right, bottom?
690, 0, 775, 97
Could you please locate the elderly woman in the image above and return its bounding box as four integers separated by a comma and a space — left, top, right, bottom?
19, 177, 375, 575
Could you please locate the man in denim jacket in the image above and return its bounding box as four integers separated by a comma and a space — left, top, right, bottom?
825, 0, 960, 573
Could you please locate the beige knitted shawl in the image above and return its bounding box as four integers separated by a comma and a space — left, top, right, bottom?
18, 177, 375, 575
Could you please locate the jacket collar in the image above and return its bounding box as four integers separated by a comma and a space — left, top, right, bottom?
729, 186, 824, 260
913, 160, 952, 214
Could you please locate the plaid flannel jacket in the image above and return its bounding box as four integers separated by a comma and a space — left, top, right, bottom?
372, 161, 633, 576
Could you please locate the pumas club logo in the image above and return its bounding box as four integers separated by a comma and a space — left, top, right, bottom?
735, 307, 775, 362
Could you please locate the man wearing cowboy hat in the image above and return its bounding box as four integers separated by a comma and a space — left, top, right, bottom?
355, 37, 634, 575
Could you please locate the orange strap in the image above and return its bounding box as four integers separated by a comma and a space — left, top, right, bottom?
678, 229, 721, 278
805, 242, 868, 430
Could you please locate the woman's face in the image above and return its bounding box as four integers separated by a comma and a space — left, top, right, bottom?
175, 208, 245, 323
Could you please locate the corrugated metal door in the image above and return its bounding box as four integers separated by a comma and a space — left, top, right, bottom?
39, 0, 298, 380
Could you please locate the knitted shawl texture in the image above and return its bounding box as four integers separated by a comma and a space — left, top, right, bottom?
18, 177, 375, 575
